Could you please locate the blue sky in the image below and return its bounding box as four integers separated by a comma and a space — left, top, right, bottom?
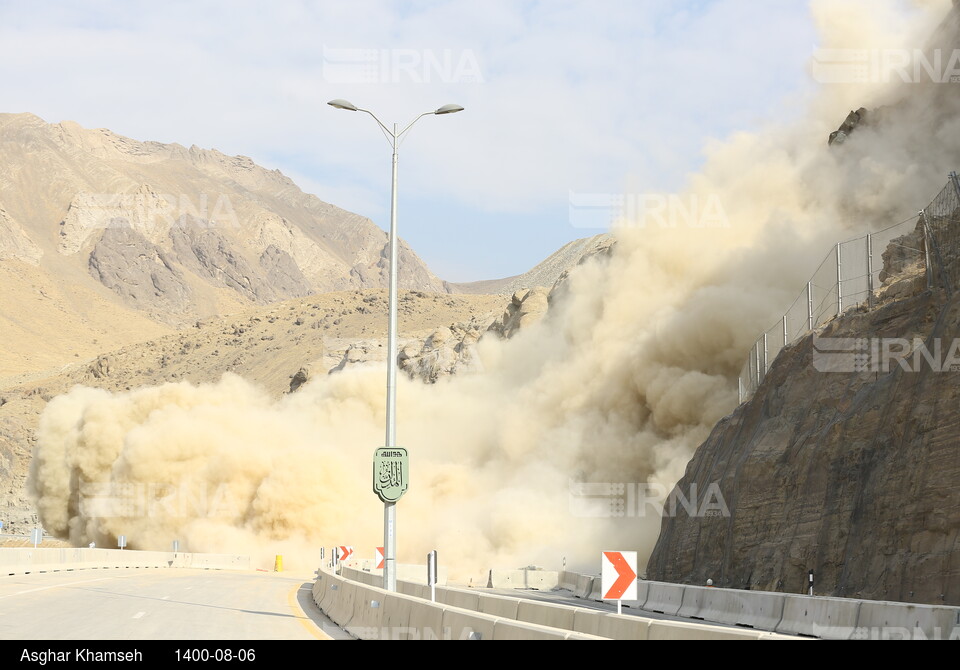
0, 0, 821, 281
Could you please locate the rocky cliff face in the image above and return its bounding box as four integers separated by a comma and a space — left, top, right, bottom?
647, 224, 960, 605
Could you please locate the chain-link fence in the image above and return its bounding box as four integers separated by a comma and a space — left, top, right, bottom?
737, 175, 960, 404
921, 175, 960, 297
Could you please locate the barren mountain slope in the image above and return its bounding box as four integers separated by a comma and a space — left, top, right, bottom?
0, 289, 506, 534
0, 113, 451, 379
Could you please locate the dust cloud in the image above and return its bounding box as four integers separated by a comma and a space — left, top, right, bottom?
28, 0, 959, 577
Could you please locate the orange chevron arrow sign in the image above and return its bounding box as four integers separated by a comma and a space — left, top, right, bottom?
602, 551, 638, 601
375, 546, 385, 570
340, 545, 354, 561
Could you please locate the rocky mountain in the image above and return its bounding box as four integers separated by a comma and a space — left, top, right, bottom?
647, 219, 960, 605
0, 113, 449, 378
451, 234, 613, 295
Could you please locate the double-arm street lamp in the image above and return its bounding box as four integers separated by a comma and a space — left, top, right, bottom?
328, 99, 464, 592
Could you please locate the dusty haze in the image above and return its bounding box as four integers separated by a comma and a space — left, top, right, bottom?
29, 0, 959, 576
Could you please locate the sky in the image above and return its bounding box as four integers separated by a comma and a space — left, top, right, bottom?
0, 0, 825, 282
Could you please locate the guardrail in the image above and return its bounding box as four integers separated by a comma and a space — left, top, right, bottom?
0, 547, 250, 575
556, 570, 960, 640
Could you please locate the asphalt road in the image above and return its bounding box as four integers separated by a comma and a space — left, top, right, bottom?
0, 568, 352, 640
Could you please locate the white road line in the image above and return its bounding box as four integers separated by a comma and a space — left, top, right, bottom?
0, 577, 115, 600
133, 612, 145, 619
162, 596, 170, 600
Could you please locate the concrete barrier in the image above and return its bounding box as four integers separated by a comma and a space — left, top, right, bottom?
644, 582, 686, 615
377, 592, 460, 639
677, 584, 707, 619
623, 580, 650, 609
317, 573, 343, 613
572, 609, 605, 636
347, 585, 386, 635
404, 591, 446, 640
597, 613, 651, 640
340, 565, 377, 586
316, 565, 815, 640
477, 593, 520, 619
397, 580, 430, 600
559, 571, 579, 592
574, 574, 596, 599
588, 578, 604, 602
697, 588, 785, 630
487, 569, 559, 590
327, 579, 357, 628
525, 570, 560, 590
313, 573, 330, 611
441, 607, 497, 640
380, 592, 416, 636
516, 600, 577, 630
0, 548, 249, 576
312, 578, 325, 611
852, 601, 960, 640
437, 587, 479, 611
398, 563, 447, 586
649, 620, 769, 641
492, 619, 579, 640
776, 596, 861, 639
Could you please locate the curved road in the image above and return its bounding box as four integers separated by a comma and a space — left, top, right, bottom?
0, 568, 352, 640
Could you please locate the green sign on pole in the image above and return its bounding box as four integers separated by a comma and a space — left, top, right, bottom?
374, 447, 409, 503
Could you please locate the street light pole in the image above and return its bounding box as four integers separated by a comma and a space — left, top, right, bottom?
328, 100, 463, 592
385, 121, 399, 592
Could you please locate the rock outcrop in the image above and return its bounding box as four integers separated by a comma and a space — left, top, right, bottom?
486, 288, 551, 339
88, 227, 193, 317
647, 224, 960, 605
399, 324, 488, 383
828, 107, 869, 147
0, 203, 41, 265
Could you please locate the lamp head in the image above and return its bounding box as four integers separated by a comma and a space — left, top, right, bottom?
434, 104, 465, 115
328, 99, 359, 112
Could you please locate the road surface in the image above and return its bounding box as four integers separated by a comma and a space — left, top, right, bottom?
0, 568, 351, 640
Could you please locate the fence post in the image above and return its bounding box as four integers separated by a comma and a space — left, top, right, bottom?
783, 315, 788, 347
866, 233, 874, 309
755, 344, 761, 388
807, 281, 814, 331
921, 210, 933, 290
922, 205, 953, 298
738, 377, 743, 405
836, 242, 843, 316
950, 171, 960, 200
763, 333, 769, 377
